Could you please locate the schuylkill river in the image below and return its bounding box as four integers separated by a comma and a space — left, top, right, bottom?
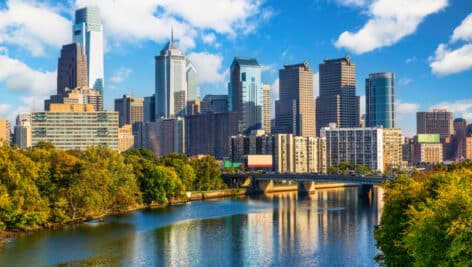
0, 187, 384, 267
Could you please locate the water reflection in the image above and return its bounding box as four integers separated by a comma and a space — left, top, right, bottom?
0, 187, 383, 266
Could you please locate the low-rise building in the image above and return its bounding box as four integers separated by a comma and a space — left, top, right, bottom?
0, 118, 10, 146
118, 124, 134, 152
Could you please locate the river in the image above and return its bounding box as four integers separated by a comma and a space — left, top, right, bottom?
0, 187, 383, 266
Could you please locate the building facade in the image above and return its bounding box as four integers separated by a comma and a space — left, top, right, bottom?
45, 86, 102, 111
186, 60, 198, 104
158, 117, 185, 156
275, 62, 316, 137
417, 109, 453, 139
365, 72, 395, 128
57, 43, 88, 96
118, 124, 134, 152
263, 84, 271, 134
0, 119, 10, 146
114, 95, 144, 127
73, 7, 104, 95
14, 114, 32, 149
201, 94, 228, 113
228, 57, 264, 134
31, 104, 118, 151
316, 56, 360, 134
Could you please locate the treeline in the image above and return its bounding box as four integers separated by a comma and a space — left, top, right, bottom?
327, 162, 374, 175
375, 162, 472, 266
0, 142, 225, 231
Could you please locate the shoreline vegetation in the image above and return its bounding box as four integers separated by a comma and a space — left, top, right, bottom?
375, 162, 472, 266
0, 142, 229, 245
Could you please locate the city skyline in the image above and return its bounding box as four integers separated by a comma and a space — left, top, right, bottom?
0, 1, 472, 137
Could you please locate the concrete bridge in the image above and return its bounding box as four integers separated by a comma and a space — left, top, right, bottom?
221, 172, 389, 197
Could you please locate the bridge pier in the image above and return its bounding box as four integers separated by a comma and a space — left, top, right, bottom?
298, 181, 316, 195
254, 180, 274, 193
358, 184, 373, 199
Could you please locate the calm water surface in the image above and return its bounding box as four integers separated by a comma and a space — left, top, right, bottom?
0, 187, 383, 266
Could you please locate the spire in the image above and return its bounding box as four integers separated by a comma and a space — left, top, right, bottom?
171, 27, 174, 45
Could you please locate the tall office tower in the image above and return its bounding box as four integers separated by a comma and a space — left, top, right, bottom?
114, 95, 144, 127
228, 57, 263, 134
201, 94, 228, 113
316, 56, 360, 135
263, 84, 271, 134
143, 95, 156, 122
186, 60, 198, 103
155, 31, 188, 118
366, 72, 395, 128
0, 119, 10, 146
417, 109, 453, 138
73, 7, 104, 96
57, 43, 88, 96
454, 118, 467, 160
275, 62, 316, 137
14, 114, 32, 149
31, 104, 118, 151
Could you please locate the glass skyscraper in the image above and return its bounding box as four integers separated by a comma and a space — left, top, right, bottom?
228, 57, 264, 134
73, 6, 104, 96
365, 72, 395, 128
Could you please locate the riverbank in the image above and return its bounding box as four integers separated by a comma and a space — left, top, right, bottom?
0, 183, 356, 246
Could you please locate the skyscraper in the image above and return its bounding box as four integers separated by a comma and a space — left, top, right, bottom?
263, 84, 271, 134
366, 72, 395, 128
114, 94, 144, 127
275, 62, 316, 137
228, 57, 263, 134
73, 6, 104, 95
316, 56, 360, 134
155, 31, 188, 118
57, 43, 88, 96
417, 109, 453, 138
186, 60, 198, 104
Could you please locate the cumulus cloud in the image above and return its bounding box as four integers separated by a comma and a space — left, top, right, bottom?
0, 1, 71, 56
431, 99, 472, 114
110, 67, 132, 84
0, 55, 56, 95
396, 100, 420, 115
395, 100, 420, 137
187, 52, 225, 84
335, 0, 448, 54
334, 0, 368, 7
430, 12, 472, 76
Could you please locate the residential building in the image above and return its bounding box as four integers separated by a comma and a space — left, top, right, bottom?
263, 84, 271, 134
57, 43, 88, 96
155, 31, 188, 118
382, 128, 402, 170
412, 134, 443, 164
228, 57, 263, 134
417, 109, 453, 138
114, 94, 144, 127
14, 114, 32, 149
31, 104, 118, 151
0, 119, 10, 146
365, 72, 395, 128
73, 6, 104, 95
118, 124, 134, 152
275, 62, 315, 136
316, 56, 360, 135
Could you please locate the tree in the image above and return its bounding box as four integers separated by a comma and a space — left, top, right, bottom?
189, 156, 225, 191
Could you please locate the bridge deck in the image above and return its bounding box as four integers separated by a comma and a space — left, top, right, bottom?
222, 173, 387, 185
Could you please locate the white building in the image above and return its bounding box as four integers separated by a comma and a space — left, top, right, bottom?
73, 6, 104, 95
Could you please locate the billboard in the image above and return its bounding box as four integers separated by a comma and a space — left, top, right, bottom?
246, 155, 273, 168
417, 134, 440, 143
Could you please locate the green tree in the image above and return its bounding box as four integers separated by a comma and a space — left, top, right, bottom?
189, 156, 225, 191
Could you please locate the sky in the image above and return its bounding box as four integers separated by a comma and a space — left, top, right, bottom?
0, 0, 472, 137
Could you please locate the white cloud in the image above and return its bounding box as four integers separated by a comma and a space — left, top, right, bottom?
110, 67, 132, 84
0, 104, 12, 118
0, 55, 56, 95
431, 99, 472, 114
0, 95, 48, 123
430, 12, 472, 76
405, 56, 417, 64
187, 52, 225, 84
261, 64, 276, 73
430, 44, 472, 76
451, 13, 472, 43
202, 32, 216, 45
396, 100, 420, 115
398, 77, 413, 86
395, 100, 420, 137
335, 0, 448, 54
0, 1, 71, 56
334, 0, 367, 7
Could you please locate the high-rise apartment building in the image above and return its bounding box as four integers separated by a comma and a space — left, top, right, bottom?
322, 126, 402, 173
31, 104, 118, 151
263, 84, 271, 134
73, 6, 104, 95
275, 62, 316, 136
412, 134, 443, 164
228, 57, 263, 134
417, 109, 453, 138
155, 32, 188, 118
366, 72, 395, 128
14, 114, 32, 149
114, 95, 144, 127
316, 56, 360, 134
0, 119, 10, 146
57, 43, 88, 96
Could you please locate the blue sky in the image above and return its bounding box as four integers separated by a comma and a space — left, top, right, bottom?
0, 0, 472, 136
